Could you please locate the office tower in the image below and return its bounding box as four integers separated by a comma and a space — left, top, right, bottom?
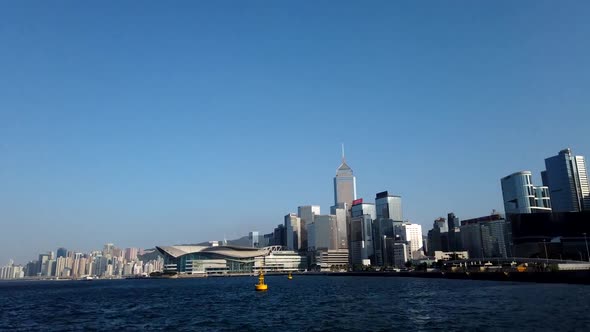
350, 215, 374, 266
262, 233, 273, 247
459, 213, 511, 258
447, 213, 462, 252
400, 223, 424, 259
56, 248, 68, 258
284, 213, 302, 251
501, 171, 552, 215
350, 199, 376, 266
298, 205, 320, 250
331, 206, 348, 249
273, 224, 286, 246
311, 215, 338, 250
543, 148, 590, 212
351, 199, 376, 219
37, 252, 51, 277
427, 218, 448, 255
375, 191, 403, 221
333, 146, 357, 209
249, 231, 260, 248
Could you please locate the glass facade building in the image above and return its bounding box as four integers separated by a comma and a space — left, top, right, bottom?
543, 149, 590, 212
156, 245, 272, 274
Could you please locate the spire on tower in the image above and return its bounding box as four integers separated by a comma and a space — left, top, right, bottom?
341, 143, 345, 162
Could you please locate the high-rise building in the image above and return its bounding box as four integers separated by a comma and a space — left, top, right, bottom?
350, 215, 375, 266
375, 191, 402, 221
447, 212, 462, 252
543, 148, 590, 212
284, 213, 302, 251
248, 231, 260, 248
333, 147, 357, 209
297, 205, 320, 250
273, 224, 286, 247
310, 215, 338, 251
459, 213, 511, 258
56, 248, 68, 258
501, 171, 552, 215
400, 223, 424, 259
351, 199, 376, 219
124, 248, 139, 261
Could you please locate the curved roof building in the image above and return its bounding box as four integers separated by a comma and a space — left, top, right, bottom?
155, 245, 280, 274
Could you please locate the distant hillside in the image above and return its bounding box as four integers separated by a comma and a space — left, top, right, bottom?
191, 236, 251, 247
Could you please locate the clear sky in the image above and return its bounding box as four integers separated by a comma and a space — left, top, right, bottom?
1, 1, 589, 264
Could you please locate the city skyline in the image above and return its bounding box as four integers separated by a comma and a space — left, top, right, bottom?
2, 2, 590, 264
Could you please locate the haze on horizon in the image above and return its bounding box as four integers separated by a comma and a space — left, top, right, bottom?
1, 1, 590, 264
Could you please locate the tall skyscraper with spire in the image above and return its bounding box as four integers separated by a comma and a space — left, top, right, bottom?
333, 145, 357, 209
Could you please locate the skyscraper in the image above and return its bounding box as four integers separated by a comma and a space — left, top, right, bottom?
284, 213, 302, 251
297, 205, 320, 250
400, 223, 424, 259
543, 148, 590, 212
375, 191, 403, 221
333, 146, 357, 209
501, 171, 552, 215
56, 248, 68, 258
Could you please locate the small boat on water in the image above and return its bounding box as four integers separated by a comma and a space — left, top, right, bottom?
81, 276, 94, 281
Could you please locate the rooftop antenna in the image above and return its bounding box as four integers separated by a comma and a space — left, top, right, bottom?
341, 143, 345, 162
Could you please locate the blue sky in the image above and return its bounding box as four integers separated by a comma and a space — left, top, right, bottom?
1, 1, 589, 264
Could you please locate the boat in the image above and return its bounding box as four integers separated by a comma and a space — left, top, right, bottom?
255, 271, 268, 291
81, 276, 93, 281
288, 272, 293, 280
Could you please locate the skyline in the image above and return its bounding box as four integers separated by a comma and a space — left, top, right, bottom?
2, 1, 590, 264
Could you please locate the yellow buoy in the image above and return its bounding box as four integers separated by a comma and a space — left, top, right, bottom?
255, 271, 268, 291
288, 272, 293, 280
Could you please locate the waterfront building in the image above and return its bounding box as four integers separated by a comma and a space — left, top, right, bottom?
333, 147, 357, 210
254, 250, 307, 272
543, 148, 590, 212
0, 261, 24, 280
459, 213, 511, 259
391, 242, 409, 268
501, 171, 552, 215
510, 211, 590, 260
375, 191, 402, 221
314, 249, 349, 271
156, 245, 286, 275
434, 251, 469, 261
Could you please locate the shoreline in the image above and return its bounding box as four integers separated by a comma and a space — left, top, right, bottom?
3, 270, 589, 285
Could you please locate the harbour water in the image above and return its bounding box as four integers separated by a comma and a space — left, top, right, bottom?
1, 276, 589, 331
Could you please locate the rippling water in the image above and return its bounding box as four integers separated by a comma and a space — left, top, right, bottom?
1, 276, 589, 331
